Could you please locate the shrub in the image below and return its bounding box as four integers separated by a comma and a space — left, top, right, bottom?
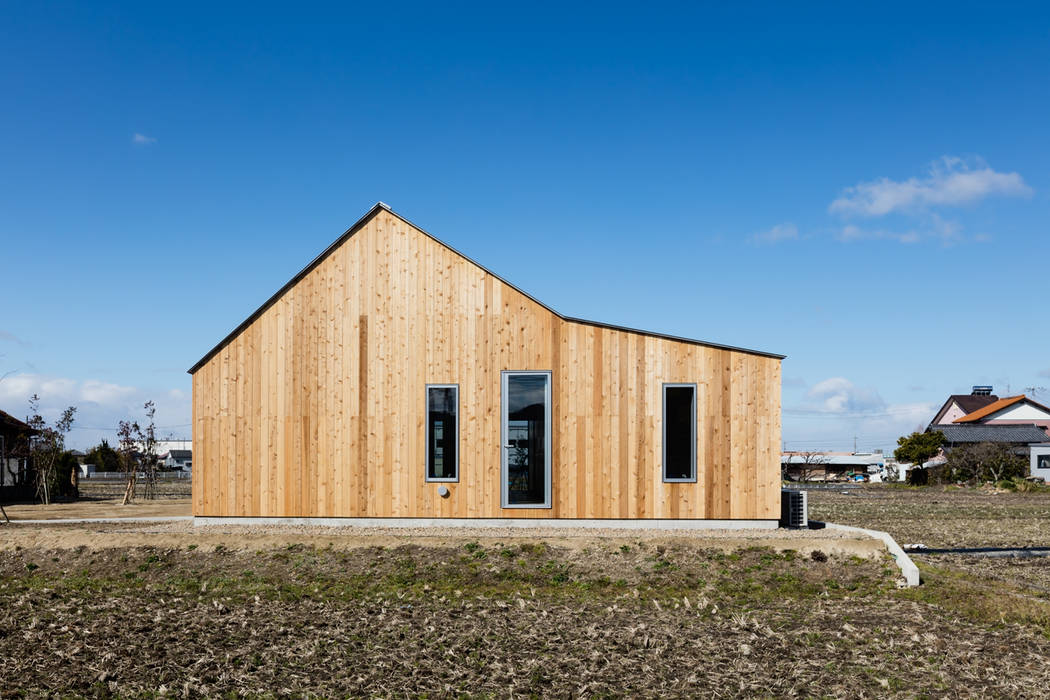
944, 442, 1028, 484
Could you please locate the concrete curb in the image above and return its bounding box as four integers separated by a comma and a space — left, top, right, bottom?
825, 522, 920, 587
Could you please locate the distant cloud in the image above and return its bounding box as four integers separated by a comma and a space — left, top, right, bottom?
836, 214, 961, 246
805, 377, 884, 414
837, 224, 919, 244
132, 133, 157, 145
829, 157, 1031, 218
750, 222, 798, 245
782, 375, 936, 451
0, 373, 190, 448
1039, 368, 1050, 379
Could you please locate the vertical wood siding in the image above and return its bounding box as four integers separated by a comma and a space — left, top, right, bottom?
192, 211, 781, 519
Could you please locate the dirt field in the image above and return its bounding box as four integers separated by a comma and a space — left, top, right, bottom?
1, 486, 1049, 697
4, 497, 191, 521
808, 484, 1050, 548
809, 484, 1050, 596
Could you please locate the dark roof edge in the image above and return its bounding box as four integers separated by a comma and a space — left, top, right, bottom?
188, 203, 785, 373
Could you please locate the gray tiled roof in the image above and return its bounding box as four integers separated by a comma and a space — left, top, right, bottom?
930, 424, 1050, 444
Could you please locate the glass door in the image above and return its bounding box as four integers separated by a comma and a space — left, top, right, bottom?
501, 371, 552, 508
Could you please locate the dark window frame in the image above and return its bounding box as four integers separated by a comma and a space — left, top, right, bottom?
425, 383, 459, 483
662, 383, 697, 483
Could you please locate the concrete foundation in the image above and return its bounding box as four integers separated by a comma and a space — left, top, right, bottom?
194, 516, 780, 530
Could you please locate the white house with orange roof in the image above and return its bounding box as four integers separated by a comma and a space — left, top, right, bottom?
952, 394, 1050, 438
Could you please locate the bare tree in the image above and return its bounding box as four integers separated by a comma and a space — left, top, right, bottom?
139, 401, 159, 500
117, 419, 138, 505
25, 394, 77, 505
783, 451, 828, 482
117, 401, 160, 504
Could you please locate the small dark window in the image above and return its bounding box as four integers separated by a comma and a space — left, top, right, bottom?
426, 385, 458, 482
663, 384, 696, 482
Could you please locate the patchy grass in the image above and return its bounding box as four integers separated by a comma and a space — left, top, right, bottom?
3, 541, 1050, 697
3, 486, 1050, 696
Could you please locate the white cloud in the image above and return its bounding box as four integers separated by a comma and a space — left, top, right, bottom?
0, 373, 189, 449
1039, 368, 1050, 379
80, 379, 138, 405
805, 377, 885, 414
836, 214, 962, 246
836, 224, 920, 244
750, 222, 798, 245
132, 133, 157, 145
829, 157, 1031, 217
783, 376, 935, 452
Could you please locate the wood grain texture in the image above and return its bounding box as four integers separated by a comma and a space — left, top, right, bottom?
192, 210, 782, 519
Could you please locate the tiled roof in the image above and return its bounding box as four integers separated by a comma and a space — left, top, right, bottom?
931, 424, 1050, 444
952, 394, 1001, 414
931, 394, 1000, 424
954, 394, 1050, 423
0, 409, 31, 432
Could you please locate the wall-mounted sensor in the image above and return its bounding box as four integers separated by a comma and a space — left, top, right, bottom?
437, 485, 450, 498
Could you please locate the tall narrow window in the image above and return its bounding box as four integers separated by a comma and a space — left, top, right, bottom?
426, 385, 458, 482
663, 383, 696, 482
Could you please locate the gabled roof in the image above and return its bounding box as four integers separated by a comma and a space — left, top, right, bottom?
930, 393, 1000, 424
0, 408, 31, 434
188, 203, 785, 373
954, 395, 1050, 423
930, 423, 1050, 444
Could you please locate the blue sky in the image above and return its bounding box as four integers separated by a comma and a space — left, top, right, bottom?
1, 2, 1048, 451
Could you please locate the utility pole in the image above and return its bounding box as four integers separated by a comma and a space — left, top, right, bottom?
853, 436, 858, 454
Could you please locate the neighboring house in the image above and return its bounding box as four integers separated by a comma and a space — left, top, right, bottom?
927, 386, 1050, 476
133, 439, 192, 456
928, 424, 1049, 463
781, 451, 885, 482
952, 394, 1050, 437
0, 408, 33, 493
929, 386, 1000, 426
190, 203, 785, 525
1031, 445, 1050, 482
162, 449, 192, 471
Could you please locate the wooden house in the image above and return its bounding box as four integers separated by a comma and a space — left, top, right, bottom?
190, 203, 784, 526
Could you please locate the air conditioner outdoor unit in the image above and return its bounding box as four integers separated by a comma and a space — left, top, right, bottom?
780, 489, 808, 528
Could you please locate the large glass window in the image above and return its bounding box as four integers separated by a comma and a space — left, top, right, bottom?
663, 384, 696, 482
501, 371, 552, 508
426, 385, 458, 482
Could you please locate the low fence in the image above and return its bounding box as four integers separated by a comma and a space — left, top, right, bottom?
78, 474, 192, 500
82, 471, 190, 480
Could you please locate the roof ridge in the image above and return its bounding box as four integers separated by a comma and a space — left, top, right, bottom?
954, 394, 1028, 423
188, 203, 786, 373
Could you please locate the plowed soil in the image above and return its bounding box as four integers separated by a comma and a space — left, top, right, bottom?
2, 486, 1050, 697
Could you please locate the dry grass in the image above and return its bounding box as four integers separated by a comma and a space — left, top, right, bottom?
3, 486, 1050, 697
808, 484, 1050, 548
2, 540, 1050, 698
